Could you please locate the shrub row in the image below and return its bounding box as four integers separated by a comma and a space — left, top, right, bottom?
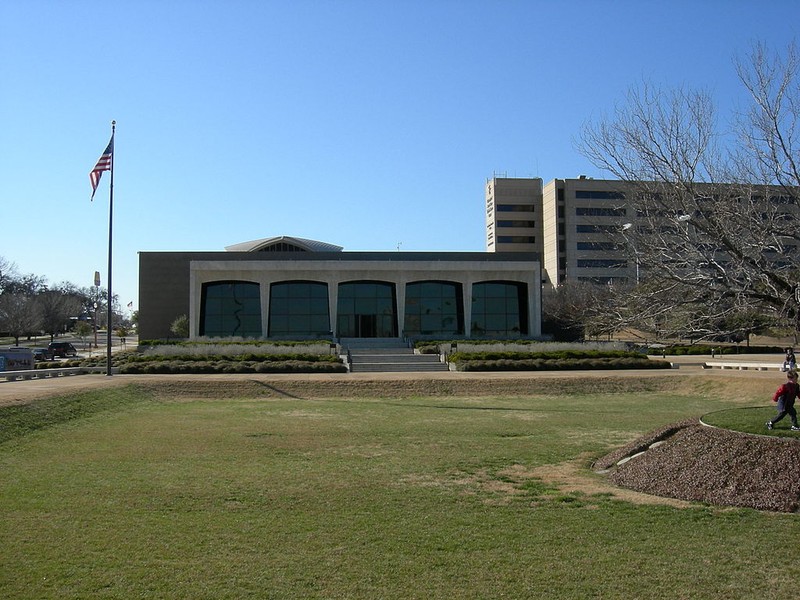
455, 357, 672, 372
646, 345, 785, 356
119, 360, 347, 374
40, 351, 346, 375
118, 353, 340, 364
449, 349, 642, 362
138, 339, 331, 348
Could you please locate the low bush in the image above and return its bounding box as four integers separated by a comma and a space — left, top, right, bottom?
119, 359, 347, 375
449, 349, 640, 362
647, 345, 784, 356
456, 357, 671, 372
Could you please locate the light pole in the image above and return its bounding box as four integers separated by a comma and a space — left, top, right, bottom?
94, 271, 100, 349
621, 223, 639, 284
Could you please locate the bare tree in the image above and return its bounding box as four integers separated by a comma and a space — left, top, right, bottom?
577, 42, 800, 340
38, 289, 84, 342
542, 281, 619, 340
0, 292, 41, 346
0, 256, 19, 295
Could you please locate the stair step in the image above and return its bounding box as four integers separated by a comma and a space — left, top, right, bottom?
351, 363, 450, 373
341, 339, 449, 372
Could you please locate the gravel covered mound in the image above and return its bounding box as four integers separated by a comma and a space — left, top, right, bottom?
594, 421, 800, 512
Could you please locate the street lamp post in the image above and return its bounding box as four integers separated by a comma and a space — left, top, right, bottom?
621, 223, 639, 284
94, 271, 100, 349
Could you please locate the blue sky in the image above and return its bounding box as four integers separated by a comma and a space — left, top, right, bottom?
2, 0, 799, 314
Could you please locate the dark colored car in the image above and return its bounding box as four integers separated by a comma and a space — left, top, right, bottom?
47, 342, 78, 358
33, 348, 54, 361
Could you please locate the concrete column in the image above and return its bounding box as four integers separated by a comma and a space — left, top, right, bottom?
329, 280, 339, 338
463, 280, 473, 338
261, 280, 271, 337
396, 281, 406, 337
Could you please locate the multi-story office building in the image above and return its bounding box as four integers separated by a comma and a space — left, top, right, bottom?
488, 175, 800, 290
485, 177, 542, 255
488, 176, 637, 288
543, 177, 631, 287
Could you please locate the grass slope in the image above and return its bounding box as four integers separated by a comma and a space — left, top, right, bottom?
0, 378, 797, 599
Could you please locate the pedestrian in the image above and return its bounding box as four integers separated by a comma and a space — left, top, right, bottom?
782, 347, 796, 372
767, 370, 800, 431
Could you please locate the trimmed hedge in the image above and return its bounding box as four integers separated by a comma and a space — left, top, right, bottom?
456, 357, 671, 372
646, 345, 785, 356
138, 339, 332, 348
45, 350, 347, 375
449, 349, 642, 362
118, 353, 340, 364
119, 360, 347, 374
444, 349, 671, 372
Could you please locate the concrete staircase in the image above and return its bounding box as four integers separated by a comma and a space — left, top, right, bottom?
340, 338, 450, 373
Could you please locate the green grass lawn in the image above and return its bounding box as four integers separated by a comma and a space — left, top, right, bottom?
703, 405, 800, 436
1, 383, 797, 599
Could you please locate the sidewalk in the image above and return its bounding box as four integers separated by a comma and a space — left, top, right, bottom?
1, 355, 785, 408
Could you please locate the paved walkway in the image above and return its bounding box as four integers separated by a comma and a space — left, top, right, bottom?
0, 352, 787, 407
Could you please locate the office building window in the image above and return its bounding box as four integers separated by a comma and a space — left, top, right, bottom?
497, 204, 535, 212
577, 259, 627, 268
577, 242, 618, 251
576, 207, 627, 217
497, 236, 536, 244
575, 190, 626, 200
497, 220, 535, 228
576, 224, 620, 233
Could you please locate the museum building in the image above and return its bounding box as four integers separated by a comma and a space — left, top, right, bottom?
137, 236, 542, 341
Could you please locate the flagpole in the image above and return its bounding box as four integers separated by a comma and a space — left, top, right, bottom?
106, 120, 115, 376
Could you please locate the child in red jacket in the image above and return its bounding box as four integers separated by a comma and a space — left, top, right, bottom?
767, 370, 800, 431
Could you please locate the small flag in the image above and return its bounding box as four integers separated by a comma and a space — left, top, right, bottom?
89, 135, 114, 201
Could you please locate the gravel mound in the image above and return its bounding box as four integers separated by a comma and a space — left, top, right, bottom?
595, 421, 800, 512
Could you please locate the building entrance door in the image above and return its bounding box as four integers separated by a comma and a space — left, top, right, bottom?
356, 314, 377, 337
336, 281, 398, 338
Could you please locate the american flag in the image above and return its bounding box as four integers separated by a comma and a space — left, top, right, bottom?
89, 135, 114, 200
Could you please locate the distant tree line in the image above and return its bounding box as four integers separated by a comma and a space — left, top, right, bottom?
0, 255, 130, 346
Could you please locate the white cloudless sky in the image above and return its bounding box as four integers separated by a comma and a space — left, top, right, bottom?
1, 0, 798, 313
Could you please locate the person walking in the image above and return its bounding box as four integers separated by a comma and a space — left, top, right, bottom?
782, 347, 797, 372
767, 370, 800, 431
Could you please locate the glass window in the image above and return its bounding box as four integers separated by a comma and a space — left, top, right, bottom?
471, 281, 527, 336
576, 207, 627, 217
497, 204, 535, 212
200, 281, 262, 338
577, 241, 618, 251
576, 259, 627, 268
575, 190, 625, 200
337, 281, 397, 337
404, 281, 464, 336
268, 281, 330, 337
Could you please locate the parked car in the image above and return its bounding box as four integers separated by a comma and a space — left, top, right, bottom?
48, 342, 78, 358
33, 348, 54, 361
